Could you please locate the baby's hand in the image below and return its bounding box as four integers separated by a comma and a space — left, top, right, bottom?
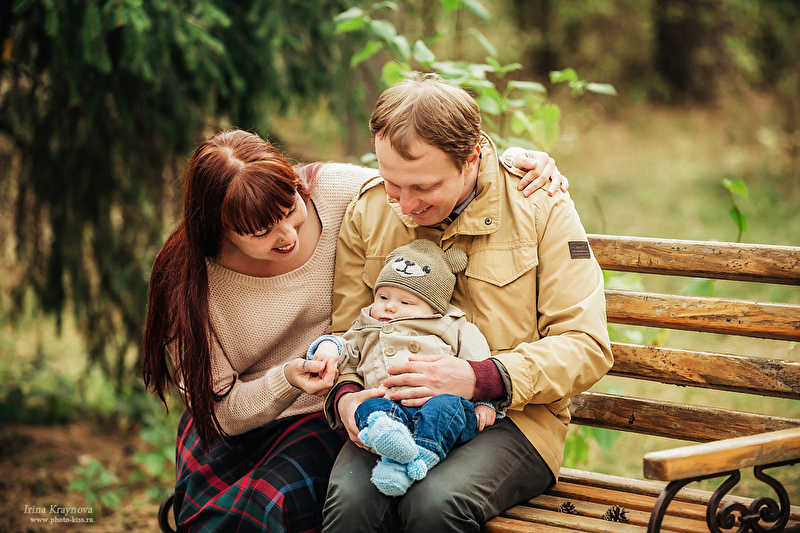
474, 404, 497, 432
312, 340, 340, 368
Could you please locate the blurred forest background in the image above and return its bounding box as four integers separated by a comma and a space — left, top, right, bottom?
1, 0, 799, 530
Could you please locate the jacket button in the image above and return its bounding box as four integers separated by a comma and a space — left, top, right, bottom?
385, 346, 396, 356
409, 342, 420, 353
485, 217, 492, 225
408, 331, 418, 336
382, 324, 393, 334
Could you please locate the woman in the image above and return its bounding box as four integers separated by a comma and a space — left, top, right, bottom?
141, 129, 563, 532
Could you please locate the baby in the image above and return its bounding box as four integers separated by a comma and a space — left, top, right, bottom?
307, 239, 503, 496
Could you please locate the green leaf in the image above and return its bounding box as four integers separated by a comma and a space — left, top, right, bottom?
681, 278, 715, 297
368, 19, 397, 42
723, 178, 749, 199
462, 0, 492, 22
550, 68, 579, 83
475, 94, 503, 115
587, 82, 618, 96
729, 206, 749, 233
100, 490, 122, 510
350, 41, 383, 67
334, 15, 368, 34
391, 35, 412, 64
470, 29, 497, 58
334, 7, 365, 24
583, 426, 620, 452
563, 429, 590, 467
530, 103, 561, 152
511, 109, 534, 136
381, 60, 413, 86
371, 1, 399, 12
441, 0, 463, 12
412, 40, 436, 65
507, 80, 547, 93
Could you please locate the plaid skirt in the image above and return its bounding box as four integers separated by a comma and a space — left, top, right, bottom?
174, 410, 346, 533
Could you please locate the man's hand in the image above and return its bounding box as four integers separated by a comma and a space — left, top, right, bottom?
383, 353, 476, 407
513, 150, 569, 197
337, 388, 386, 451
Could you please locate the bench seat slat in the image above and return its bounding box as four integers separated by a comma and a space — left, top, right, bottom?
544, 484, 704, 519
569, 392, 800, 442
609, 342, 800, 399
498, 505, 647, 533
605, 290, 800, 341
557, 468, 800, 521
482, 515, 578, 532
588, 235, 800, 285
526, 494, 708, 533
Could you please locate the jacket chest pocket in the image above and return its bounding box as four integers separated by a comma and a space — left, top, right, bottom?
460, 243, 539, 351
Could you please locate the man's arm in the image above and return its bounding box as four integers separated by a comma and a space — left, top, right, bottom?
327, 197, 375, 336
493, 192, 612, 409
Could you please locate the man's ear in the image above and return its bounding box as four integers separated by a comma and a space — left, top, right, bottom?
466, 144, 481, 169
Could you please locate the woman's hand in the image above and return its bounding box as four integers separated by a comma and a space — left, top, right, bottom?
512, 150, 569, 197
284, 358, 338, 397
337, 388, 386, 451
382, 353, 476, 407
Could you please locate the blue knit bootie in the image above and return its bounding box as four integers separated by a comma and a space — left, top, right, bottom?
371, 457, 414, 496
406, 446, 441, 481
358, 412, 418, 464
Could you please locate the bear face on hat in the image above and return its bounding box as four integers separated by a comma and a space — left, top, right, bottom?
375, 239, 468, 315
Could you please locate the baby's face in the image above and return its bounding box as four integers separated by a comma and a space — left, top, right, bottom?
371, 286, 437, 322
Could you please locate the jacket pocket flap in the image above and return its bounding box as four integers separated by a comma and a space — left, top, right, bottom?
465, 242, 538, 287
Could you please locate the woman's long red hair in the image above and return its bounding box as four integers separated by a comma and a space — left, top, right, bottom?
142, 130, 319, 450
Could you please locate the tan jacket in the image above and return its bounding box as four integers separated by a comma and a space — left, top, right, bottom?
326, 134, 613, 477
337, 304, 491, 394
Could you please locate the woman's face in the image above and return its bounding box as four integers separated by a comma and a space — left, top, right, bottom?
224, 193, 308, 262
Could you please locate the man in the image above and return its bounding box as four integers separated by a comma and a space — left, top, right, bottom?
323, 74, 613, 532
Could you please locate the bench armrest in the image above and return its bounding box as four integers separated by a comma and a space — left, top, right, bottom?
643, 427, 800, 481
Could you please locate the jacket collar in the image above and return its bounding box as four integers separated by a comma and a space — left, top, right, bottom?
386, 133, 502, 239
350, 304, 466, 331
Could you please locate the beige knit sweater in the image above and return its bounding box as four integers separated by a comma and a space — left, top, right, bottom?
202, 163, 379, 436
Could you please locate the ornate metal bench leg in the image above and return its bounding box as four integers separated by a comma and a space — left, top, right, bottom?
648, 459, 796, 533
648, 478, 694, 533
709, 460, 795, 533
158, 492, 176, 533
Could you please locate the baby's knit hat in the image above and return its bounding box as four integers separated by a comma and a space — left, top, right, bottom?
374, 239, 468, 315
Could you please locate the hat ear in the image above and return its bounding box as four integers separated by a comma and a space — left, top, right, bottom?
385, 249, 401, 265
443, 247, 468, 274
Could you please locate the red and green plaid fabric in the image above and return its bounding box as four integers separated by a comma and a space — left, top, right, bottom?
173, 410, 346, 532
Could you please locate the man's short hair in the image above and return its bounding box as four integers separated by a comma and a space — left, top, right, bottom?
369, 73, 482, 170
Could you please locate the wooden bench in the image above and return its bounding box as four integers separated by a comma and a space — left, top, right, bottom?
483, 235, 800, 533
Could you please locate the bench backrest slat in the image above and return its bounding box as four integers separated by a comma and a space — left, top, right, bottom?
605, 290, 800, 341
570, 392, 800, 442
568, 236, 800, 446
588, 235, 800, 285
608, 342, 800, 399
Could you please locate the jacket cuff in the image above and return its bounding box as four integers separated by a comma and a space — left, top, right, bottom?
468, 359, 505, 401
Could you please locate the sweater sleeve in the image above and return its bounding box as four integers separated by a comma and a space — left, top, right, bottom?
209, 339, 303, 436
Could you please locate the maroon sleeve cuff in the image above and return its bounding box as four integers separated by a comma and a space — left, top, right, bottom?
468, 359, 505, 401
333, 382, 364, 421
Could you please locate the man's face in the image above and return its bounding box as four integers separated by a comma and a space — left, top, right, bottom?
375, 136, 480, 226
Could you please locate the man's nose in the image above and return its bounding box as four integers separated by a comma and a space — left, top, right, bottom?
399, 193, 421, 215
